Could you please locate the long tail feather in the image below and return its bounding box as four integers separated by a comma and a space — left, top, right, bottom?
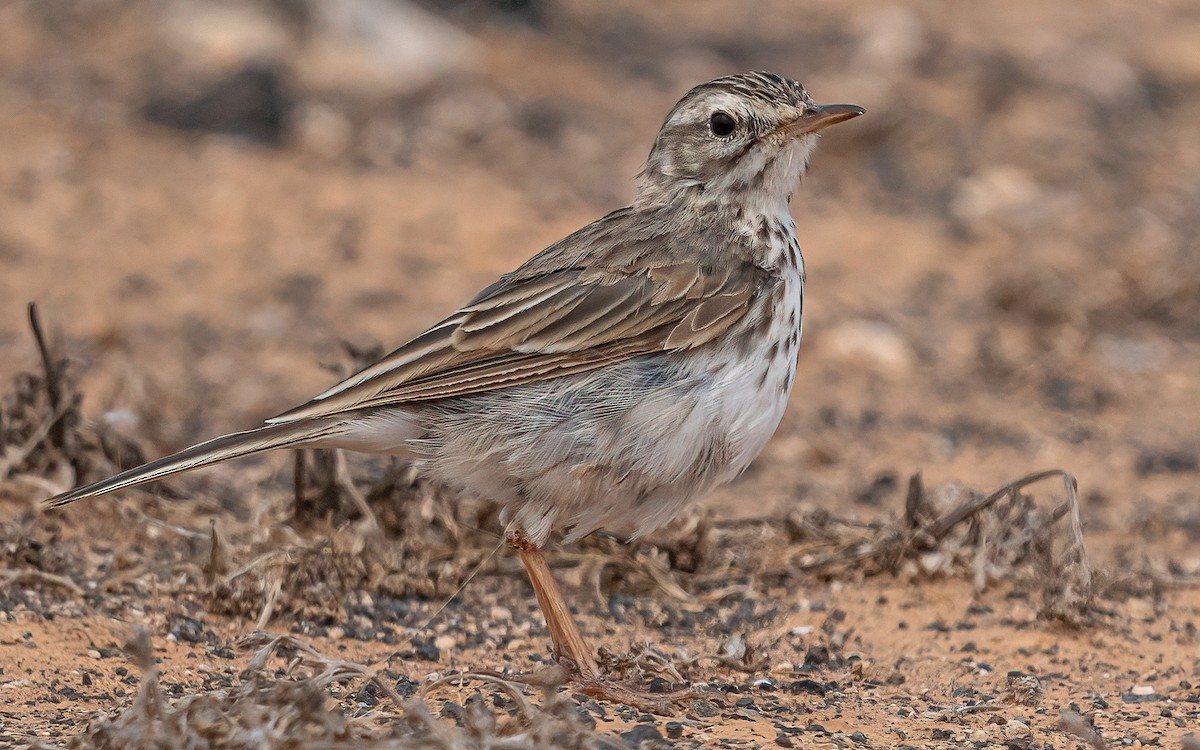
43, 420, 343, 509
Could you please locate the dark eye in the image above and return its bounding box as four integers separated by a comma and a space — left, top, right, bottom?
709, 111, 736, 137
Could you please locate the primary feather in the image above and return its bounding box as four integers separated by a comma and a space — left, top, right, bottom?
266, 206, 771, 423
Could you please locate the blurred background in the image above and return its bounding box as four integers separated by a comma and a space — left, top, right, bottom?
1, 0, 1198, 540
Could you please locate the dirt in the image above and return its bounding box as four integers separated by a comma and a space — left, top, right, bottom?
2, 0, 1200, 747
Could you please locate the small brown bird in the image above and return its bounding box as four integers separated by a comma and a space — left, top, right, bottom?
46, 72, 862, 710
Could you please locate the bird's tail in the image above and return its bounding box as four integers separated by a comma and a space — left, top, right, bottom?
43, 419, 344, 509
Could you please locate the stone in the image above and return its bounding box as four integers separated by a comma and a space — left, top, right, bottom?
821, 319, 913, 373
296, 0, 476, 98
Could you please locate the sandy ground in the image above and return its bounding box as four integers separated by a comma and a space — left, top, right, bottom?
2, 0, 1199, 747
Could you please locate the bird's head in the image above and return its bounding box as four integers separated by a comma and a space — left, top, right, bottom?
637, 72, 862, 211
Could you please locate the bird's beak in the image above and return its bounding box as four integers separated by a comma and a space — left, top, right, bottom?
777, 103, 865, 137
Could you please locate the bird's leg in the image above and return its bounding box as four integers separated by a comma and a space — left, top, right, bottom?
506, 531, 701, 715
507, 531, 600, 678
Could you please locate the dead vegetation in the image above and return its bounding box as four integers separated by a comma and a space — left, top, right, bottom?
790, 470, 1096, 623
44, 628, 621, 750
575, 469, 1101, 628
0, 305, 147, 504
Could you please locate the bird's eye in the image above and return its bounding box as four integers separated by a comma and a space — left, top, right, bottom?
709, 111, 736, 138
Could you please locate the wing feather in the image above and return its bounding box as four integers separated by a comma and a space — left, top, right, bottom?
268, 214, 772, 424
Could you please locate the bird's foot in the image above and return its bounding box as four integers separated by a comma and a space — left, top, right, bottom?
505, 535, 708, 714
553, 656, 704, 716
430, 664, 706, 717
570, 673, 702, 715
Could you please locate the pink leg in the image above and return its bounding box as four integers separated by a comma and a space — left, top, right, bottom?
507, 532, 700, 715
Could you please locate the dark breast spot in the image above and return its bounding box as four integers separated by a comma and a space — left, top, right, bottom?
693, 434, 731, 478
632, 486, 655, 508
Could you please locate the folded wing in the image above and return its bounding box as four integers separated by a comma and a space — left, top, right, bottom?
267, 258, 767, 423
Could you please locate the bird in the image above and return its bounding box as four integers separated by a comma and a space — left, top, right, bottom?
44, 72, 863, 711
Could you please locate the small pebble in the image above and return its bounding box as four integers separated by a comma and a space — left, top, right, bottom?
412, 639, 440, 662
620, 724, 662, 746
787, 679, 826, 697
439, 702, 462, 721
1003, 719, 1031, 740
1121, 689, 1162, 704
